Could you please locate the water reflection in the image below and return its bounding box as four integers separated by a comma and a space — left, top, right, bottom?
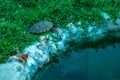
33, 41, 120, 80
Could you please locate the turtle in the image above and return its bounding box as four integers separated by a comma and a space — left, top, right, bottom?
28, 21, 58, 34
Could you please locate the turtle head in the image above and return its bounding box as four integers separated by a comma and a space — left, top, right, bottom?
52, 23, 60, 32
53, 23, 60, 28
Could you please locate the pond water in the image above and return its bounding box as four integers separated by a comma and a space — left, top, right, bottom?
33, 38, 120, 80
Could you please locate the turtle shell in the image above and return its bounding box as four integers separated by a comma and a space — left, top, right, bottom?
29, 21, 54, 34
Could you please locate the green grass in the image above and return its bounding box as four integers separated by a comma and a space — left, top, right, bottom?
0, 0, 120, 63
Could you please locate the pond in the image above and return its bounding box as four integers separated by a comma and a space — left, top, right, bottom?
33, 38, 120, 80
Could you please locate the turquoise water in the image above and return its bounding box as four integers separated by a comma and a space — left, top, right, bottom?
33, 38, 120, 80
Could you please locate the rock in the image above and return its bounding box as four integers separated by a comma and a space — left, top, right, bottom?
101, 12, 111, 20
115, 18, 120, 27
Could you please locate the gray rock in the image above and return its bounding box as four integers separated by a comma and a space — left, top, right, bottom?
115, 18, 120, 27
101, 12, 111, 21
